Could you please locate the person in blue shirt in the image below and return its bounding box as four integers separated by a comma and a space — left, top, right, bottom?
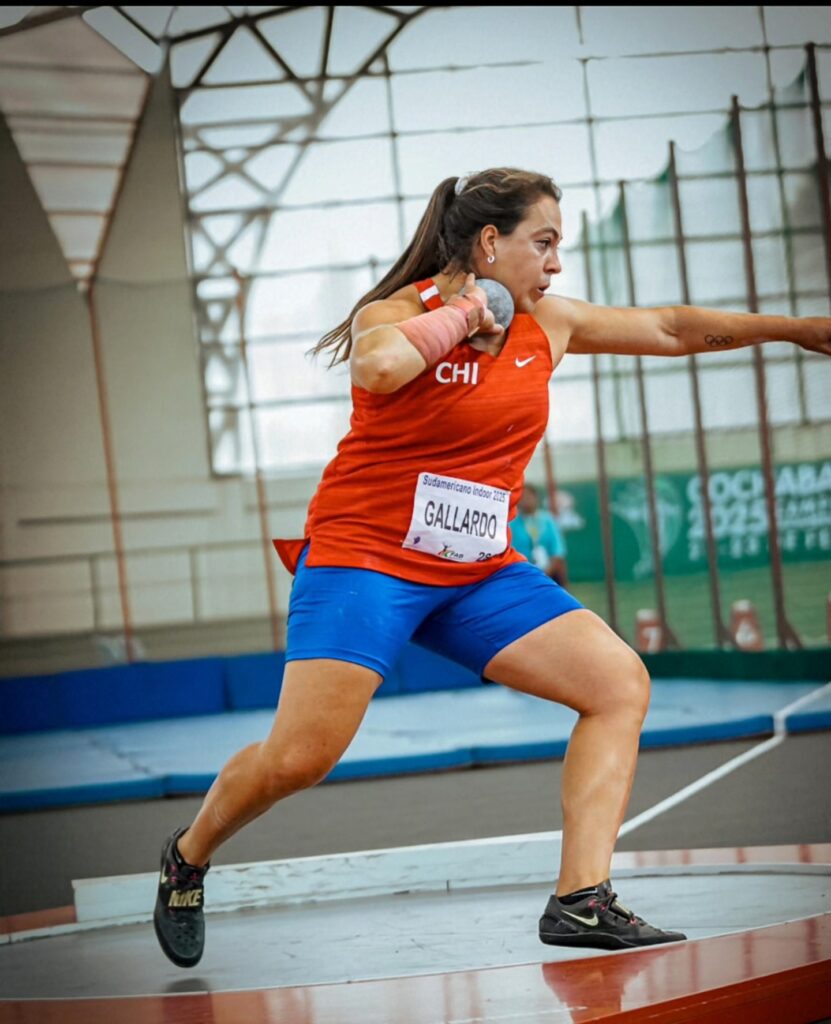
511, 483, 569, 586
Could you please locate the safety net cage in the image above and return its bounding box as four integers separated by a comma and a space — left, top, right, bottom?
0, 7, 829, 660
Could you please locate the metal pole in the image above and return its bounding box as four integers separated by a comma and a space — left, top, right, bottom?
731, 96, 801, 649
86, 283, 137, 661
232, 270, 281, 651
618, 182, 680, 650
382, 51, 407, 252
80, 77, 155, 663
806, 43, 831, 299
170, 50, 216, 479
760, 26, 807, 422
581, 211, 619, 635
668, 142, 732, 648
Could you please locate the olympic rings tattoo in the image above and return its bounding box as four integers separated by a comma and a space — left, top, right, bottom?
704, 334, 734, 347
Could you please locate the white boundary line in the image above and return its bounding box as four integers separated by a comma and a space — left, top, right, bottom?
619, 679, 831, 838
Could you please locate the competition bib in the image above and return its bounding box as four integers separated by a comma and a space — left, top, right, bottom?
402, 472, 510, 563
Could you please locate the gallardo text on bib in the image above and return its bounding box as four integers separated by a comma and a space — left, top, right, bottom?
403, 472, 510, 563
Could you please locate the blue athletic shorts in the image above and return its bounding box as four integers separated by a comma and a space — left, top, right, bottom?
286, 544, 584, 680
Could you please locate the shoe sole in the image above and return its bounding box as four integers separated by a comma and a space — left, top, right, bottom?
153, 906, 203, 968
539, 930, 685, 951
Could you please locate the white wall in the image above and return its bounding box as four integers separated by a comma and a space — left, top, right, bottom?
0, 70, 310, 641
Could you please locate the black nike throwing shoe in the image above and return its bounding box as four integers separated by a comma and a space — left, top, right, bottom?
539, 880, 687, 951
153, 827, 209, 968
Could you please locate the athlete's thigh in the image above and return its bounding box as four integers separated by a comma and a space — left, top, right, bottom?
483, 608, 649, 716
287, 543, 441, 679
262, 658, 382, 764
414, 558, 582, 681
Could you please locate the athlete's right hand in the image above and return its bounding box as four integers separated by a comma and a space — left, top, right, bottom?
448, 273, 500, 339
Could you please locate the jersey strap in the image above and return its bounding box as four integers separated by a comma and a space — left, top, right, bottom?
413, 278, 444, 311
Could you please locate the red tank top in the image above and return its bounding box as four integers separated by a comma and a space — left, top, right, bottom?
274, 279, 553, 585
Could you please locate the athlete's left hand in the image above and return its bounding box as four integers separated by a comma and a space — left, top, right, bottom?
468, 323, 506, 356
468, 309, 506, 355
455, 271, 507, 355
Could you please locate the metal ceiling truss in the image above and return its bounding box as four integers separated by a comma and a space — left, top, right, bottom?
2, 7, 829, 479
171, 7, 431, 453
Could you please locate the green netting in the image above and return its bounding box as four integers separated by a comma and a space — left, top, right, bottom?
566, 63, 831, 650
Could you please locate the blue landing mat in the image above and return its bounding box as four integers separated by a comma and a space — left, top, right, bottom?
0, 680, 827, 812
785, 686, 831, 733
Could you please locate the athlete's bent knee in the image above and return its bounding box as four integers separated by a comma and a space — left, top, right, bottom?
615, 655, 651, 720
259, 747, 334, 801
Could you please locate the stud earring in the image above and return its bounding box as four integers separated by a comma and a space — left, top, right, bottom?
487, 255, 495, 264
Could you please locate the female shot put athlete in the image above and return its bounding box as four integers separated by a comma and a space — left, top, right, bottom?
153, 168, 831, 968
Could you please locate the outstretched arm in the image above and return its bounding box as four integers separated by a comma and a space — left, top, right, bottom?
540, 295, 831, 358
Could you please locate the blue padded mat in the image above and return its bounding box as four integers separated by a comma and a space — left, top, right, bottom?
0, 680, 826, 811
0, 730, 163, 811
786, 686, 831, 733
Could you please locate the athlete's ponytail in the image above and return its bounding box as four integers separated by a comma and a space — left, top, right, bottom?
311, 168, 562, 367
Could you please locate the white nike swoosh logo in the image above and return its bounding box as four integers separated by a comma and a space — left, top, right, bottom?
562, 908, 599, 927
515, 356, 536, 367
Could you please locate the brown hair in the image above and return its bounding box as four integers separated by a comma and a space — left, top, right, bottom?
310, 167, 562, 366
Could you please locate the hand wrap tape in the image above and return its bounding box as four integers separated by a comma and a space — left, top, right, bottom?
398, 292, 484, 366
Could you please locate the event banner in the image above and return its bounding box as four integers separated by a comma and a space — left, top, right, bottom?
546, 459, 831, 582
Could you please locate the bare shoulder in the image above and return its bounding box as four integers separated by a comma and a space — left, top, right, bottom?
351, 284, 424, 339
530, 294, 583, 363
532, 294, 585, 331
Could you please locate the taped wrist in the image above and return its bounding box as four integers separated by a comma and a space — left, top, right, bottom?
397, 294, 484, 367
